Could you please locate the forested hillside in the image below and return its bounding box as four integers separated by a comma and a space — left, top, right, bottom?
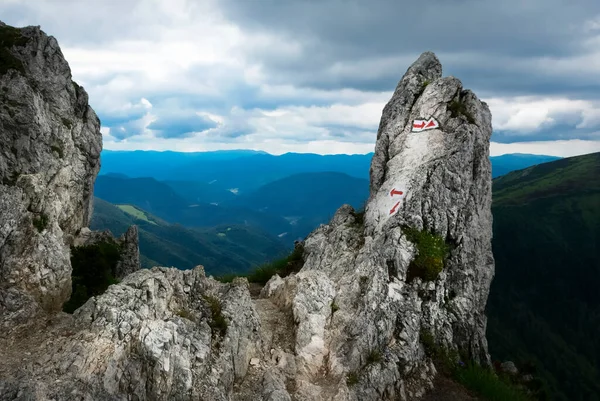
91, 197, 288, 274
487, 152, 600, 401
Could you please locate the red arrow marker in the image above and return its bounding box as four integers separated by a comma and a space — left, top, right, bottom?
425, 118, 438, 129
390, 189, 404, 197
389, 201, 401, 215
413, 121, 425, 129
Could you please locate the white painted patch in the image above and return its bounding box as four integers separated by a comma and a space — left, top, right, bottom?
370, 182, 409, 229
411, 117, 439, 132
387, 185, 407, 217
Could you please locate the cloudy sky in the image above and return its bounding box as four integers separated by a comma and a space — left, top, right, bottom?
3, 0, 600, 156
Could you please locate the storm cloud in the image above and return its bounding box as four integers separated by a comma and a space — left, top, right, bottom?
1, 0, 599, 155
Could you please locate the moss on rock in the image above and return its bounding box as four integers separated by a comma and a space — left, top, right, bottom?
0, 25, 28, 75
404, 226, 450, 282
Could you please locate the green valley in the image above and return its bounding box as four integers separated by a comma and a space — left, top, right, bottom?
91, 197, 289, 275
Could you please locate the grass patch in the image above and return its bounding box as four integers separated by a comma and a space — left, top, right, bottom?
0, 25, 28, 75
32, 213, 49, 232
404, 226, 450, 282
203, 295, 228, 337
420, 328, 462, 375
331, 301, 339, 314
216, 244, 304, 285
350, 207, 365, 228
421, 79, 431, 91
116, 204, 157, 225
366, 350, 382, 365
420, 329, 437, 357
346, 371, 359, 386
63, 239, 122, 313
419, 329, 533, 401
456, 363, 533, 401
448, 99, 475, 124
215, 273, 237, 283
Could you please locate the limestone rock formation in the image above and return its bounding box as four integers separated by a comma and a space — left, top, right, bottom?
0, 21, 102, 318
0, 20, 494, 401
0, 267, 261, 400
74, 226, 141, 279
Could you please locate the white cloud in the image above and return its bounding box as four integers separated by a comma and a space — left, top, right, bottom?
485, 96, 600, 133
583, 14, 600, 32
103, 135, 375, 155
490, 140, 600, 157
140, 98, 152, 109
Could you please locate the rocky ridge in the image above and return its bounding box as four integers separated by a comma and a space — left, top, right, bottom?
0, 22, 494, 401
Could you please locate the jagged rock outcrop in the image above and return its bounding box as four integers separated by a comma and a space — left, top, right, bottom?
0, 21, 493, 401
74, 226, 141, 279
0, 21, 102, 318
0, 267, 261, 400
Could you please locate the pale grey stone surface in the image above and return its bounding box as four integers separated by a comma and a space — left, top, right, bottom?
0, 21, 101, 315
0, 267, 261, 401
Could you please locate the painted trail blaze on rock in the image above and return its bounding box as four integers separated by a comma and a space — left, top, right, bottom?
388, 187, 406, 216
411, 117, 439, 132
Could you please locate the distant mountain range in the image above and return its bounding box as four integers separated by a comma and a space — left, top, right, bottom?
226, 172, 369, 235
100, 150, 373, 193
486, 152, 600, 400
99, 150, 562, 191
488, 153, 561, 178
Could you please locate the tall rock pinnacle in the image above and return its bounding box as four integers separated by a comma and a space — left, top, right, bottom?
255, 50, 495, 399
364, 50, 495, 362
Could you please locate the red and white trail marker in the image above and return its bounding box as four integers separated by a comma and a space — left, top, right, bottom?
389, 201, 401, 215
388, 187, 406, 216
412, 117, 439, 132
